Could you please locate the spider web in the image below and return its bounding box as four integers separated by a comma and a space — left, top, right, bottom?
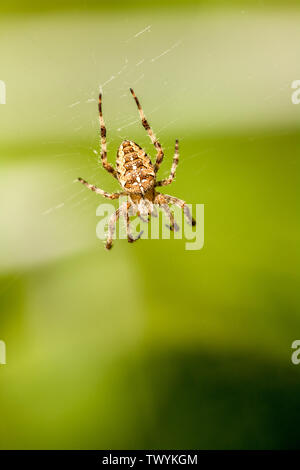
41, 20, 189, 225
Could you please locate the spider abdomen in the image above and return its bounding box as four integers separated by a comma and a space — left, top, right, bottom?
116, 140, 155, 194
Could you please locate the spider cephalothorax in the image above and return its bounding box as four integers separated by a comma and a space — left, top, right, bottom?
78, 88, 195, 250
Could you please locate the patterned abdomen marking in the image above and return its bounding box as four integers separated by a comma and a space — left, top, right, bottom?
116, 140, 155, 194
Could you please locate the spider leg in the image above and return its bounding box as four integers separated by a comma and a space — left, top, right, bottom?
160, 203, 179, 232
124, 202, 144, 243
156, 139, 179, 187
138, 214, 150, 223
155, 192, 196, 226
77, 177, 124, 199
151, 204, 158, 217
163, 194, 196, 226
98, 93, 118, 179
129, 88, 164, 174
106, 207, 121, 250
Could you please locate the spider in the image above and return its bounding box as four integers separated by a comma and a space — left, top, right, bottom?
77, 88, 196, 250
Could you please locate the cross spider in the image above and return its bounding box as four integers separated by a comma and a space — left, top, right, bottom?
78, 88, 196, 250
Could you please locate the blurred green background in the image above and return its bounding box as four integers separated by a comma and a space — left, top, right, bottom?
0, 0, 300, 449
